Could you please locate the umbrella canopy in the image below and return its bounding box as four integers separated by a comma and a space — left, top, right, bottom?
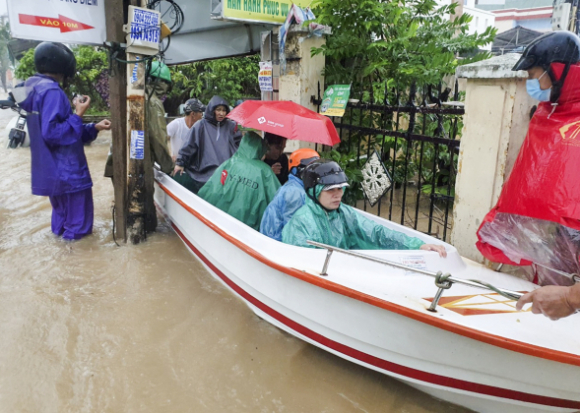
227, 100, 341, 146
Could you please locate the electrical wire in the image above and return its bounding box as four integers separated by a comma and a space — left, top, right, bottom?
146, 0, 184, 34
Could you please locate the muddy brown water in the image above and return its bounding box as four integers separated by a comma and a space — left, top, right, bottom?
0, 102, 472, 413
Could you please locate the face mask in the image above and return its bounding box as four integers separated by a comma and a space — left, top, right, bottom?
153, 81, 169, 98
526, 71, 551, 102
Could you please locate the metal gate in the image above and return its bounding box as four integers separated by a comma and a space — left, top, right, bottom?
313, 82, 464, 242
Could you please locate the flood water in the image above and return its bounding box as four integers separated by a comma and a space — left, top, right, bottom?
0, 99, 472, 413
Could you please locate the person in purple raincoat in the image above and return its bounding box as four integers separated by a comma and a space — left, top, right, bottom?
16, 42, 111, 240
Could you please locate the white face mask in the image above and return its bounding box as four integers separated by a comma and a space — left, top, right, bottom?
526, 71, 551, 102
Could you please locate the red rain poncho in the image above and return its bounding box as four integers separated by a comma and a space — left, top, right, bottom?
476, 63, 580, 286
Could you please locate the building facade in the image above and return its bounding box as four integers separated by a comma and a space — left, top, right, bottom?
477, 0, 554, 33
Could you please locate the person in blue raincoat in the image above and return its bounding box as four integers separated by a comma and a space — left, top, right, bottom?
260, 147, 320, 241
282, 160, 447, 256
16, 42, 111, 240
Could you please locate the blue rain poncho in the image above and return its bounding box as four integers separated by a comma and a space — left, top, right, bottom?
260, 173, 306, 241
17, 74, 97, 196
282, 185, 425, 250
199, 132, 280, 230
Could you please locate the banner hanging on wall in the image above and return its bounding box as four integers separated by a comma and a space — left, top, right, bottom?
258, 61, 273, 92
211, 0, 311, 24
319, 85, 352, 117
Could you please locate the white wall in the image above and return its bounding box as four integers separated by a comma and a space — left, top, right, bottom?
464, 6, 496, 49
476, 0, 505, 4
435, 0, 496, 50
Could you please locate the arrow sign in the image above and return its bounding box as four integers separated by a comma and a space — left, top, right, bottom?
18, 14, 94, 33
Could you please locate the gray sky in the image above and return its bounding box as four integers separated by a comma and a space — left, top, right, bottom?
0, 0, 7, 16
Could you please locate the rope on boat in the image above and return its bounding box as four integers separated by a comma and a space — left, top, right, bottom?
306, 241, 524, 303
464, 279, 523, 301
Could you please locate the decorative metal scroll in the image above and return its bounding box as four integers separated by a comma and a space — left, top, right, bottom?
361, 150, 393, 207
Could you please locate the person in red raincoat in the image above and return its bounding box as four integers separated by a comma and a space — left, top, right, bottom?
476, 32, 580, 320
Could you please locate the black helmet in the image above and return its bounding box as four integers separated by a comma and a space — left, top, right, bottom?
184, 98, 205, 114
302, 160, 348, 191
512, 31, 580, 71
34, 42, 76, 79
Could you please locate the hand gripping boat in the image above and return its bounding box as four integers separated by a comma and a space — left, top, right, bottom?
154, 171, 580, 413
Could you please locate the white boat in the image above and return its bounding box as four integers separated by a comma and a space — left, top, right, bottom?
154, 171, 580, 413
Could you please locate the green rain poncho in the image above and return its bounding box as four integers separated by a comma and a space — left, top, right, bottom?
146, 84, 174, 174
199, 132, 281, 230
282, 185, 425, 250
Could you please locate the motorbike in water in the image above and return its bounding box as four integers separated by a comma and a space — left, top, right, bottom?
1, 95, 29, 149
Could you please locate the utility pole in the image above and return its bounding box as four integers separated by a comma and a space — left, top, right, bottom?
106, 0, 156, 244
105, 0, 128, 242
125, 0, 153, 244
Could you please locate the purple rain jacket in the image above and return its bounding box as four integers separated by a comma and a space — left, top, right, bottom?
17, 74, 97, 196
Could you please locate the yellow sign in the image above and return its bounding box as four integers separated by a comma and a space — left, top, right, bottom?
222, 0, 311, 24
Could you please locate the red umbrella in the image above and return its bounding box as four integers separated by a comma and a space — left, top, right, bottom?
227, 100, 341, 146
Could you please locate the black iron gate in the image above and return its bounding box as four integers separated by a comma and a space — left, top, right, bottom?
313, 82, 464, 242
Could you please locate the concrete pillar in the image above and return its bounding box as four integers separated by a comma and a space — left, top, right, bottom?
278, 26, 327, 152
451, 54, 535, 263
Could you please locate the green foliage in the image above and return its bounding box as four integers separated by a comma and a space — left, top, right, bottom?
311, 0, 496, 90
166, 55, 261, 114
14, 48, 35, 80
15, 46, 109, 114
308, 1, 483, 205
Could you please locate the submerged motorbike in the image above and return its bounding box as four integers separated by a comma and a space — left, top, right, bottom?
1, 94, 29, 149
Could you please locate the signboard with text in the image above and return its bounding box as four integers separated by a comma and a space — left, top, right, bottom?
258, 61, 273, 92
126, 6, 160, 55
211, 0, 311, 24
319, 85, 351, 117
7, 0, 106, 45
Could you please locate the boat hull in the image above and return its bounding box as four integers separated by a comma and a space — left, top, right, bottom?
155, 173, 580, 413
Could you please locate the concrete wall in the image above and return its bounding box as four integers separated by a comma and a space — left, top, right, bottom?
278, 27, 326, 152
451, 54, 535, 263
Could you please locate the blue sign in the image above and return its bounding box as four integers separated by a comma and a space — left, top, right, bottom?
130, 130, 145, 160
130, 9, 160, 44
131, 56, 140, 84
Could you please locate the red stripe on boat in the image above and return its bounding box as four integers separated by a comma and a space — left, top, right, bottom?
171, 224, 580, 409
157, 181, 580, 409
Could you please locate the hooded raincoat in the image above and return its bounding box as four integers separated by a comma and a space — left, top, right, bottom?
260, 173, 306, 241
476, 63, 580, 285
18, 74, 98, 196
282, 185, 425, 250
176, 96, 242, 184
199, 132, 280, 231
146, 83, 174, 174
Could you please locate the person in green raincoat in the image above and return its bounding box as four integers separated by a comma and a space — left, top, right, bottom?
198, 131, 281, 231
145, 61, 175, 174
282, 160, 447, 256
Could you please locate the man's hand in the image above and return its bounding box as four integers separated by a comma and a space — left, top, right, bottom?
516, 284, 580, 320
419, 244, 447, 258
271, 162, 282, 175
95, 119, 112, 131
173, 165, 184, 176
74, 95, 91, 117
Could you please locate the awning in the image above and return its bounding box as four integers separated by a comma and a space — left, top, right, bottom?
162, 0, 275, 65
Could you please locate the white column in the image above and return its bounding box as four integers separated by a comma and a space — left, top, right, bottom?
451, 54, 535, 263
278, 26, 327, 152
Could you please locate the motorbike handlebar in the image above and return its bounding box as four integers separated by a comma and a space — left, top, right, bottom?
0, 100, 16, 109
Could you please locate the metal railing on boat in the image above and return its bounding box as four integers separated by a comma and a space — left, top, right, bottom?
306, 240, 524, 312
